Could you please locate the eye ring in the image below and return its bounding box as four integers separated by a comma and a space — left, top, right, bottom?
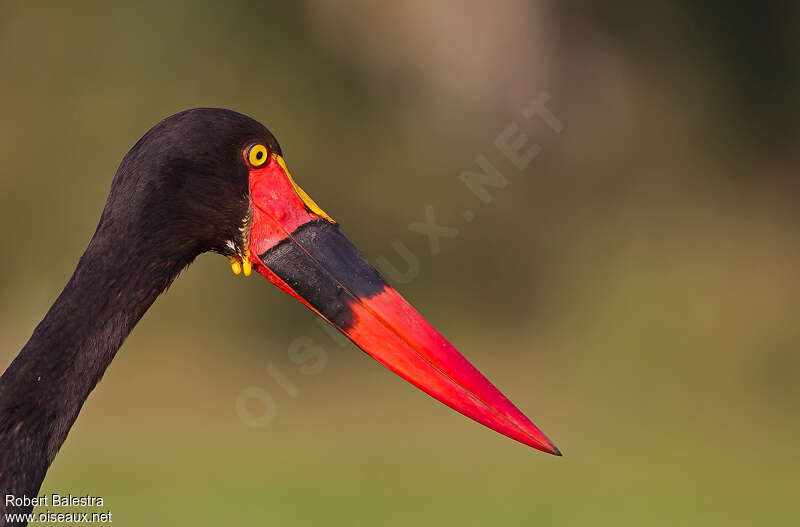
246, 144, 270, 168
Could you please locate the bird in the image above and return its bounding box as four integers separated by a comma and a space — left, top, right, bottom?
0, 108, 560, 523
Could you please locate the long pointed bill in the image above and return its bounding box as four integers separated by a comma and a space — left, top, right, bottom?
246, 153, 560, 455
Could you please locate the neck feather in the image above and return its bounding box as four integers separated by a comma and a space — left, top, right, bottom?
0, 233, 185, 515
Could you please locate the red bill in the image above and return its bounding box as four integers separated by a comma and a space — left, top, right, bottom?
240, 146, 560, 455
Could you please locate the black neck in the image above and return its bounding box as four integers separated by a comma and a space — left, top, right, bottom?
0, 234, 184, 519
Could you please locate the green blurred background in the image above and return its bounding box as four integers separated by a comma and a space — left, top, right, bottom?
1, 1, 798, 525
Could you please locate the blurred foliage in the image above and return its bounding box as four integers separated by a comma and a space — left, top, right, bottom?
0, 1, 798, 525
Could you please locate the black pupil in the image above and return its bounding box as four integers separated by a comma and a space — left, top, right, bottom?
256, 150, 263, 159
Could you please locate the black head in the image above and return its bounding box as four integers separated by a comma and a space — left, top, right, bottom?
96, 108, 282, 269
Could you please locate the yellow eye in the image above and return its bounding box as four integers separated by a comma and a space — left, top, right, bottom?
247, 144, 269, 168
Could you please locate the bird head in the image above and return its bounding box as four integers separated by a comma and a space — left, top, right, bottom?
110, 108, 560, 455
